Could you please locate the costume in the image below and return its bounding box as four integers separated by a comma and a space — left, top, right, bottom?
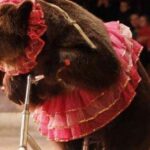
33, 22, 142, 142
0, 0, 142, 143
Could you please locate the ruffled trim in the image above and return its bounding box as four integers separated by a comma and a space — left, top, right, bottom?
33, 22, 143, 141
0, 0, 47, 76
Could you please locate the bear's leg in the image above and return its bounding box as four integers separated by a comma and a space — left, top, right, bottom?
102, 63, 150, 150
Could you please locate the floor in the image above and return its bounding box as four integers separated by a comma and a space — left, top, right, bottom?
0, 113, 62, 150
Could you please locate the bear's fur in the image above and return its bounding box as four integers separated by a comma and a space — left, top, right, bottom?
0, 0, 150, 149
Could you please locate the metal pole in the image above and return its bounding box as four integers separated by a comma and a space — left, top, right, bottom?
18, 75, 32, 150
83, 137, 89, 150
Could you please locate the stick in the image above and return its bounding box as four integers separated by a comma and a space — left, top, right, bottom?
18, 75, 32, 150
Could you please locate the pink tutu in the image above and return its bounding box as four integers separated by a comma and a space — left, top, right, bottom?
33, 22, 143, 142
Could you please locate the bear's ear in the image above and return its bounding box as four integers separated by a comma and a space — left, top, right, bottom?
17, 1, 33, 27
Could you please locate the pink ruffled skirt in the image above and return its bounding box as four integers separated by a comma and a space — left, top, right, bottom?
33, 22, 143, 142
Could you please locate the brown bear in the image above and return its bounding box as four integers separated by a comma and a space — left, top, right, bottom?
0, 0, 150, 150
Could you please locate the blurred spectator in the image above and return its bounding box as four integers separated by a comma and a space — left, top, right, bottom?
137, 15, 150, 67
93, 0, 118, 21
137, 15, 150, 50
129, 13, 140, 39
117, 0, 132, 26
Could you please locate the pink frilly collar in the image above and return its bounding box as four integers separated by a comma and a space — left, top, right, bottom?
0, 0, 47, 76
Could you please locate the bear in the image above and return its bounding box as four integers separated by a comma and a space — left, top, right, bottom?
0, 0, 150, 150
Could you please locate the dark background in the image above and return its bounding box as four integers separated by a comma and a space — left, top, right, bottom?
74, 0, 150, 72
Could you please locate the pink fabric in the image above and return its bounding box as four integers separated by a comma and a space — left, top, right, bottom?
0, 0, 47, 76
33, 22, 143, 142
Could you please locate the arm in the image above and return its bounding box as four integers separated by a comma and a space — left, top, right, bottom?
58, 43, 120, 90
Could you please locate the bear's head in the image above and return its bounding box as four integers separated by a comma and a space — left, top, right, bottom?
0, 1, 33, 65
0, 0, 69, 106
